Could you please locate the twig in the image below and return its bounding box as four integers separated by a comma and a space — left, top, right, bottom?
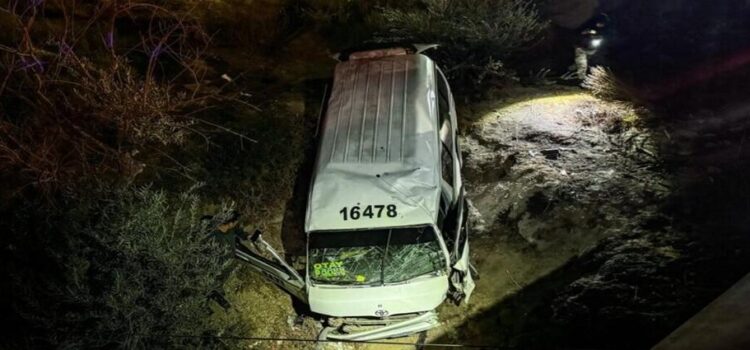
228, 96, 263, 112
506, 269, 521, 289
188, 117, 258, 143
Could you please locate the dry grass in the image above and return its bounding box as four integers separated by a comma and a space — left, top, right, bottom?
0, 1, 234, 198
583, 66, 637, 103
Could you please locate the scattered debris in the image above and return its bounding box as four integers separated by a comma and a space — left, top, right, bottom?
541, 148, 561, 160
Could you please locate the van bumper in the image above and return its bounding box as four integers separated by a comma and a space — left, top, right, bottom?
321, 311, 439, 341
308, 275, 449, 317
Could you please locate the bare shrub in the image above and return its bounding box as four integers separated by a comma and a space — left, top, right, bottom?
192, 0, 292, 50
370, 0, 548, 90
303, 0, 370, 29
0, 1, 228, 198
7, 186, 236, 348
583, 66, 637, 102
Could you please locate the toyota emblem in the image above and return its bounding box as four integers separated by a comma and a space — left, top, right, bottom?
375, 309, 389, 318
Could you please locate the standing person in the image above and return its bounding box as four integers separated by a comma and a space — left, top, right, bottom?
570, 13, 610, 80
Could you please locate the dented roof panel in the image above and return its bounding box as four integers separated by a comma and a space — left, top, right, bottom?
305, 54, 441, 232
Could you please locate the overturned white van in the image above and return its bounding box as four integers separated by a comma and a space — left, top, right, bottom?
235, 47, 475, 341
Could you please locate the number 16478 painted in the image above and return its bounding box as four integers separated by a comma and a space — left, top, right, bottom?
339, 205, 397, 221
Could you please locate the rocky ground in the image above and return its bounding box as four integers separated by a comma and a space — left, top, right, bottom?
428, 83, 750, 349
428, 87, 692, 349
211, 83, 717, 349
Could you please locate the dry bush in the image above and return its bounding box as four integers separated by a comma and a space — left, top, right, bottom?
370, 0, 548, 90
583, 66, 637, 102
191, 0, 293, 50
6, 186, 236, 348
303, 0, 372, 29
0, 1, 230, 198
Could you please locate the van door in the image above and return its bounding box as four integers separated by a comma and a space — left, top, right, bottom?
448, 190, 475, 301
436, 67, 462, 199
436, 66, 474, 302
234, 234, 307, 302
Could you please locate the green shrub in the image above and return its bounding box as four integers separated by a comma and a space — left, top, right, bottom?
6, 187, 236, 349
370, 0, 548, 91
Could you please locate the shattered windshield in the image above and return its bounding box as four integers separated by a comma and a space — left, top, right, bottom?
308, 227, 445, 285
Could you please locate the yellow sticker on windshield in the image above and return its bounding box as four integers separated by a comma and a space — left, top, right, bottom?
313, 261, 347, 278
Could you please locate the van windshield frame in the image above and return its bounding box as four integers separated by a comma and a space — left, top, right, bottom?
308, 226, 446, 286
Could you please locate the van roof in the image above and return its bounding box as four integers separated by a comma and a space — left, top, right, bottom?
305, 53, 441, 232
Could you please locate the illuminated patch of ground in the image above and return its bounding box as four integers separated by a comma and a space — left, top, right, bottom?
425, 86, 669, 348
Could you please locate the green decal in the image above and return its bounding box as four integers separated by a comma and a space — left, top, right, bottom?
313, 261, 347, 278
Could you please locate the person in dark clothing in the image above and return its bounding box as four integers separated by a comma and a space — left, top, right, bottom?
567, 13, 611, 80
203, 209, 248, 310
204, 209, 249, 249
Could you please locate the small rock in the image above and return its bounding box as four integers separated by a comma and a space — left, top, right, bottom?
541, 149, 561, 160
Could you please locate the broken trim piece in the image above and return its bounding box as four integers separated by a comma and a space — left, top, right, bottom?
323, 311, 439, 341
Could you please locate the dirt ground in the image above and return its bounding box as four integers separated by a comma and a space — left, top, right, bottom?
196, 26, 750, 349
430, 87, 676, 349
211, 81, 698, 349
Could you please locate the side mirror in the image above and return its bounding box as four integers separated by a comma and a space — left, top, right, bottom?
250, 229, 262, 243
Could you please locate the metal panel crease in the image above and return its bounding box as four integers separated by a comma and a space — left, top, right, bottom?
306, 54, 441, 232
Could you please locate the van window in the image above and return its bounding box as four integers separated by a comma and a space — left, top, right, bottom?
437, 72, 453, 147
441, 136, 454, 186
308, 227, 445, 285
437, 70, 454, 187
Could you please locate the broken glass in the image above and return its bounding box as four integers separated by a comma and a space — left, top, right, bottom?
308, 226, 445, 285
